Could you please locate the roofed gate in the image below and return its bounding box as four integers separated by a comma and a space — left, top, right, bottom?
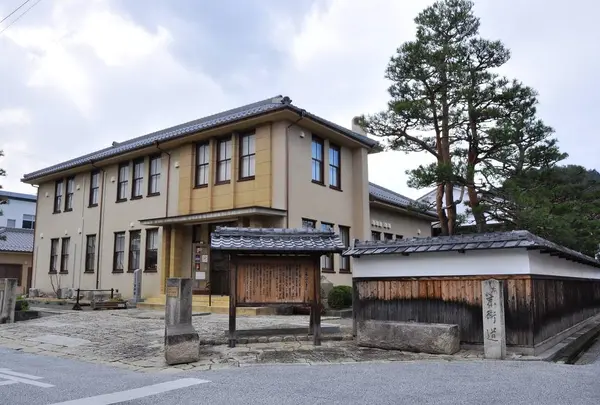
211, 227, 345, 347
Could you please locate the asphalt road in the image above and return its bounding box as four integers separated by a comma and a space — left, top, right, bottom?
1, 347, 599, 405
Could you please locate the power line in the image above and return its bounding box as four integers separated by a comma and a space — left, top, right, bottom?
0, 0, 32, 25
0, 0, 43, 36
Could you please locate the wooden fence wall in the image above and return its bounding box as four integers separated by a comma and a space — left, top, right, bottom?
354, 275, 600, 347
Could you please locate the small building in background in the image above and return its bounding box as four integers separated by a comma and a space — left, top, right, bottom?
0, 227, 34, 295
0, 190, 37, 230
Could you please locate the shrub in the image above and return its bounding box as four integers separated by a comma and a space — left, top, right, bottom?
327, 285, 353, 309
16, 296, 29, 311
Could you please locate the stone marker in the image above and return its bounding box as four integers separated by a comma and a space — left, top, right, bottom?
356, 319, 460, 355
481, 279, 506, 359
164, 278, 200, 365
130, 269, 143, 307
0, 278, 17, 324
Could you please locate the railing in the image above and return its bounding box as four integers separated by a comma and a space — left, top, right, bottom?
72, 288, 116, 311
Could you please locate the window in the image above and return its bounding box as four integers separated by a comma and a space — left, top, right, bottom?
216, 138, 232, 183
128, 230, 141, 271
384, 233, 394, 241
89, 171, 100, 206
6, 219, 15, 228
396, 234, 404, 240
329, 144, 341, 189
371, 231, 381, 241
64, 177, 74, 211
22, 214, 34, 229
321, 222, 334, 271
60, 237, 70, 273
113, 232, 126, 272
49, 239, 59, 273
117, 163, 129, 201
131, 158, 144, 199
301, 218, 316, 229
54, 180, 63, 213
195, 143, 209, 187
339, 226, 350, 272
239, 132, 256, 179
145, 228, 159, 272
311, 136, 324, 184
148, 155, 161, 195
85, 235, 96, 273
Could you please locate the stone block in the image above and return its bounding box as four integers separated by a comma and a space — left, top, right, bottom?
482, 279, 506, 359
57, 287, 70, 299
0, 278, 17, 324
28, 288, 39, 298
357, 320, 460, 355
165, 324, 200, 365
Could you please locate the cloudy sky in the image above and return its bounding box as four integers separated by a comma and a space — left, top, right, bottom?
0, 0, 597, 198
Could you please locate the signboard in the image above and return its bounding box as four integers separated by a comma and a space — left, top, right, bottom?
166, 286, 179, 298
195, 271, 206, 280
235, 257, 315, 305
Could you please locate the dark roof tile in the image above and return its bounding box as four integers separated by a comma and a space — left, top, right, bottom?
211, 227, 345, 253
0, 228, 34, 253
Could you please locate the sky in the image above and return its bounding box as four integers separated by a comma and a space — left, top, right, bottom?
0, 0, 598, 198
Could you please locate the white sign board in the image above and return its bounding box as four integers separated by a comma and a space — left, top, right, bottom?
195, 271, 206, 280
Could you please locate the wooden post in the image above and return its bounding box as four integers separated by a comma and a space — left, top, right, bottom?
312, 255, 322, 346
228, 255, 237, 348
352, 281, 358, 337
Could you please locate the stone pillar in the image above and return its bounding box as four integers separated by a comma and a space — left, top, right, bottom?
130, 269, 143, 307
0, 278, 17, 324
481, 279, 506, 359
164, 278, 200, 365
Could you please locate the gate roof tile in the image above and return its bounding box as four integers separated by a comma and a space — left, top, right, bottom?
211, 227, 346, 253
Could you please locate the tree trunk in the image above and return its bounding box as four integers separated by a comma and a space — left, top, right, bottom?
436, 183, 449, 235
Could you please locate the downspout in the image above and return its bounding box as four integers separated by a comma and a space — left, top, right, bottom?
285, 110, 307, 227
154, 142, 171, 218
90, 161, 106, 290
77, 174, 87, 290
30, 184, 39, 291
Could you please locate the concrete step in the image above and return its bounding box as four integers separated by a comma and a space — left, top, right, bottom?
136, 301, 273, 316
143, 295, 230, 305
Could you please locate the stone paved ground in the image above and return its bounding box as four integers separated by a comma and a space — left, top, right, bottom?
0, 308, 487, 372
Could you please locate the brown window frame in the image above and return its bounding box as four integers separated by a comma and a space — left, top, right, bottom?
64, 177, 75, 211
329, 143, 341, 190
216, 137, 232, 184
85, 234, 96, 273
113, 232, 126, 273
128, 230, 141, 272
49, 238, 59, 273
311, 135, 324, 185
117, 162, 129, 202
396, 234, 404, 240
145, 228, 159, 272
131, 158, 144, 199
148, 154, 161, 196
60, 237, 70, 273
195, 142, 210, 187
339, 225, 351, 273
384, 233, 394, 241
89, 170, 100, 207
371, 231, 381, 241
53, 180, 63, 213
238, 132, 256, 180
320, 222, 334, 272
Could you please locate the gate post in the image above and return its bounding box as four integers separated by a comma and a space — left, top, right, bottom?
0, 278, 17, 324
482, 279, 506, 359
164, 278, 200, 365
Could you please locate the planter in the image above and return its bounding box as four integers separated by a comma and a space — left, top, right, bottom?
14, 310, 41, 322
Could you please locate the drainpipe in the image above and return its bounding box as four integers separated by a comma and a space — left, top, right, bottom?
154, 142, 171, 218
285, 110, 307, 227
90, 161, 105, 289
30, 184, 39, 291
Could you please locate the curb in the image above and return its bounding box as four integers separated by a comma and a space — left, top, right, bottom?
547, 323, 600, 364
199, 334, 354, 346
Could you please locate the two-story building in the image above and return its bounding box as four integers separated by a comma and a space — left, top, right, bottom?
21, 95, 435, 303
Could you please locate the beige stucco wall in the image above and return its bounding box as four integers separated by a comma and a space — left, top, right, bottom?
32, 153, 172, 298
369, 206, 433, 239
0, 252, 32, 295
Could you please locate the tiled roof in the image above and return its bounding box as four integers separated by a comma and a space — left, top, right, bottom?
369, 182, 437, 217
22, 95, 378, 182
343, 230, 600, 268
0, 228, 34, 253
0, 190, 36, 201
211, 227, 346, 253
